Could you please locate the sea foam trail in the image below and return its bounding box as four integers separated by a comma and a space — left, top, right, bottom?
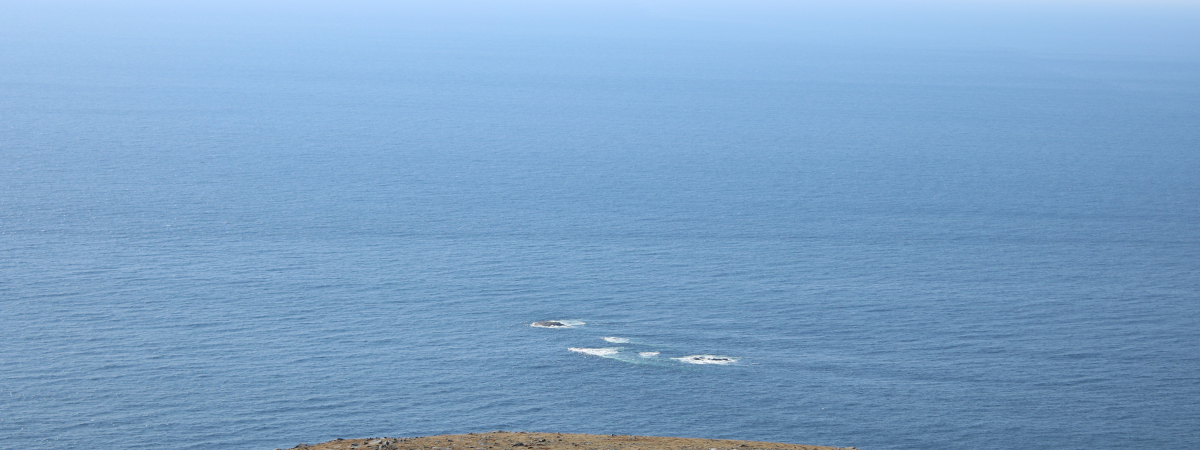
531, 320, 585, 328
603, 337, 629, 343
568, 347, 620, 356
673, 355, 738, 365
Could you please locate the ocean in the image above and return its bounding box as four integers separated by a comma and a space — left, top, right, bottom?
2, 3, 1199, 450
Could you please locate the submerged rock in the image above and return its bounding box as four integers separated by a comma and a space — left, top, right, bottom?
674, 355, 738, 365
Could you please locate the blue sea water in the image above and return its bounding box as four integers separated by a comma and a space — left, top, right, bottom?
2, 3, 1200, 450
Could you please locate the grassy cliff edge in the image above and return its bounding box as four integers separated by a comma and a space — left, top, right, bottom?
280, 432, 854, 450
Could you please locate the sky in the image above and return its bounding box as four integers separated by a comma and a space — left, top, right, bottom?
3, 0, 1199, 60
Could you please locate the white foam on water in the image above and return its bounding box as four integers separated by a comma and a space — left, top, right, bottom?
602, 337, 629, 343
673, 355, 738, 365
531, 320, 585, 328
568, 347, 621, 356
639, 352, 660, 357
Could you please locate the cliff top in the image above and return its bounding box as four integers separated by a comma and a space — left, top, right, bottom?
281, 432, 852, 450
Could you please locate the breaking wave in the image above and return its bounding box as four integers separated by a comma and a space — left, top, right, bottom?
673, 355, 738, 365
568, 347, 621, 356
531, 320, 585, 328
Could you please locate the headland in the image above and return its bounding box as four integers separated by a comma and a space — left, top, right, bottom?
279, 432, 852, 450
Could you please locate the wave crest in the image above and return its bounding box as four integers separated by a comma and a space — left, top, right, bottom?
531, 320, 585, 328
568, 347, 620, 356
673, 355, 738, 365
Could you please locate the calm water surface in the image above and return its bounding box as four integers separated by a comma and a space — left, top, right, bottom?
2, 4, 1199, 450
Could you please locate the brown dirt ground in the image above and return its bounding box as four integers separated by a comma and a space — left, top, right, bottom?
280, 432, 853, 450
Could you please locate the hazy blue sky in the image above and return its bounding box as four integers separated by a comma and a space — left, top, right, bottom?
5, 0, 1199, 59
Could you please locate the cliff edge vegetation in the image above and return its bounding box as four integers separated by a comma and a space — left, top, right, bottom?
280, 432, 853, 450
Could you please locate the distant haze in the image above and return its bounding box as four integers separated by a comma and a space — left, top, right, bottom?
5, 1, 1200, 57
